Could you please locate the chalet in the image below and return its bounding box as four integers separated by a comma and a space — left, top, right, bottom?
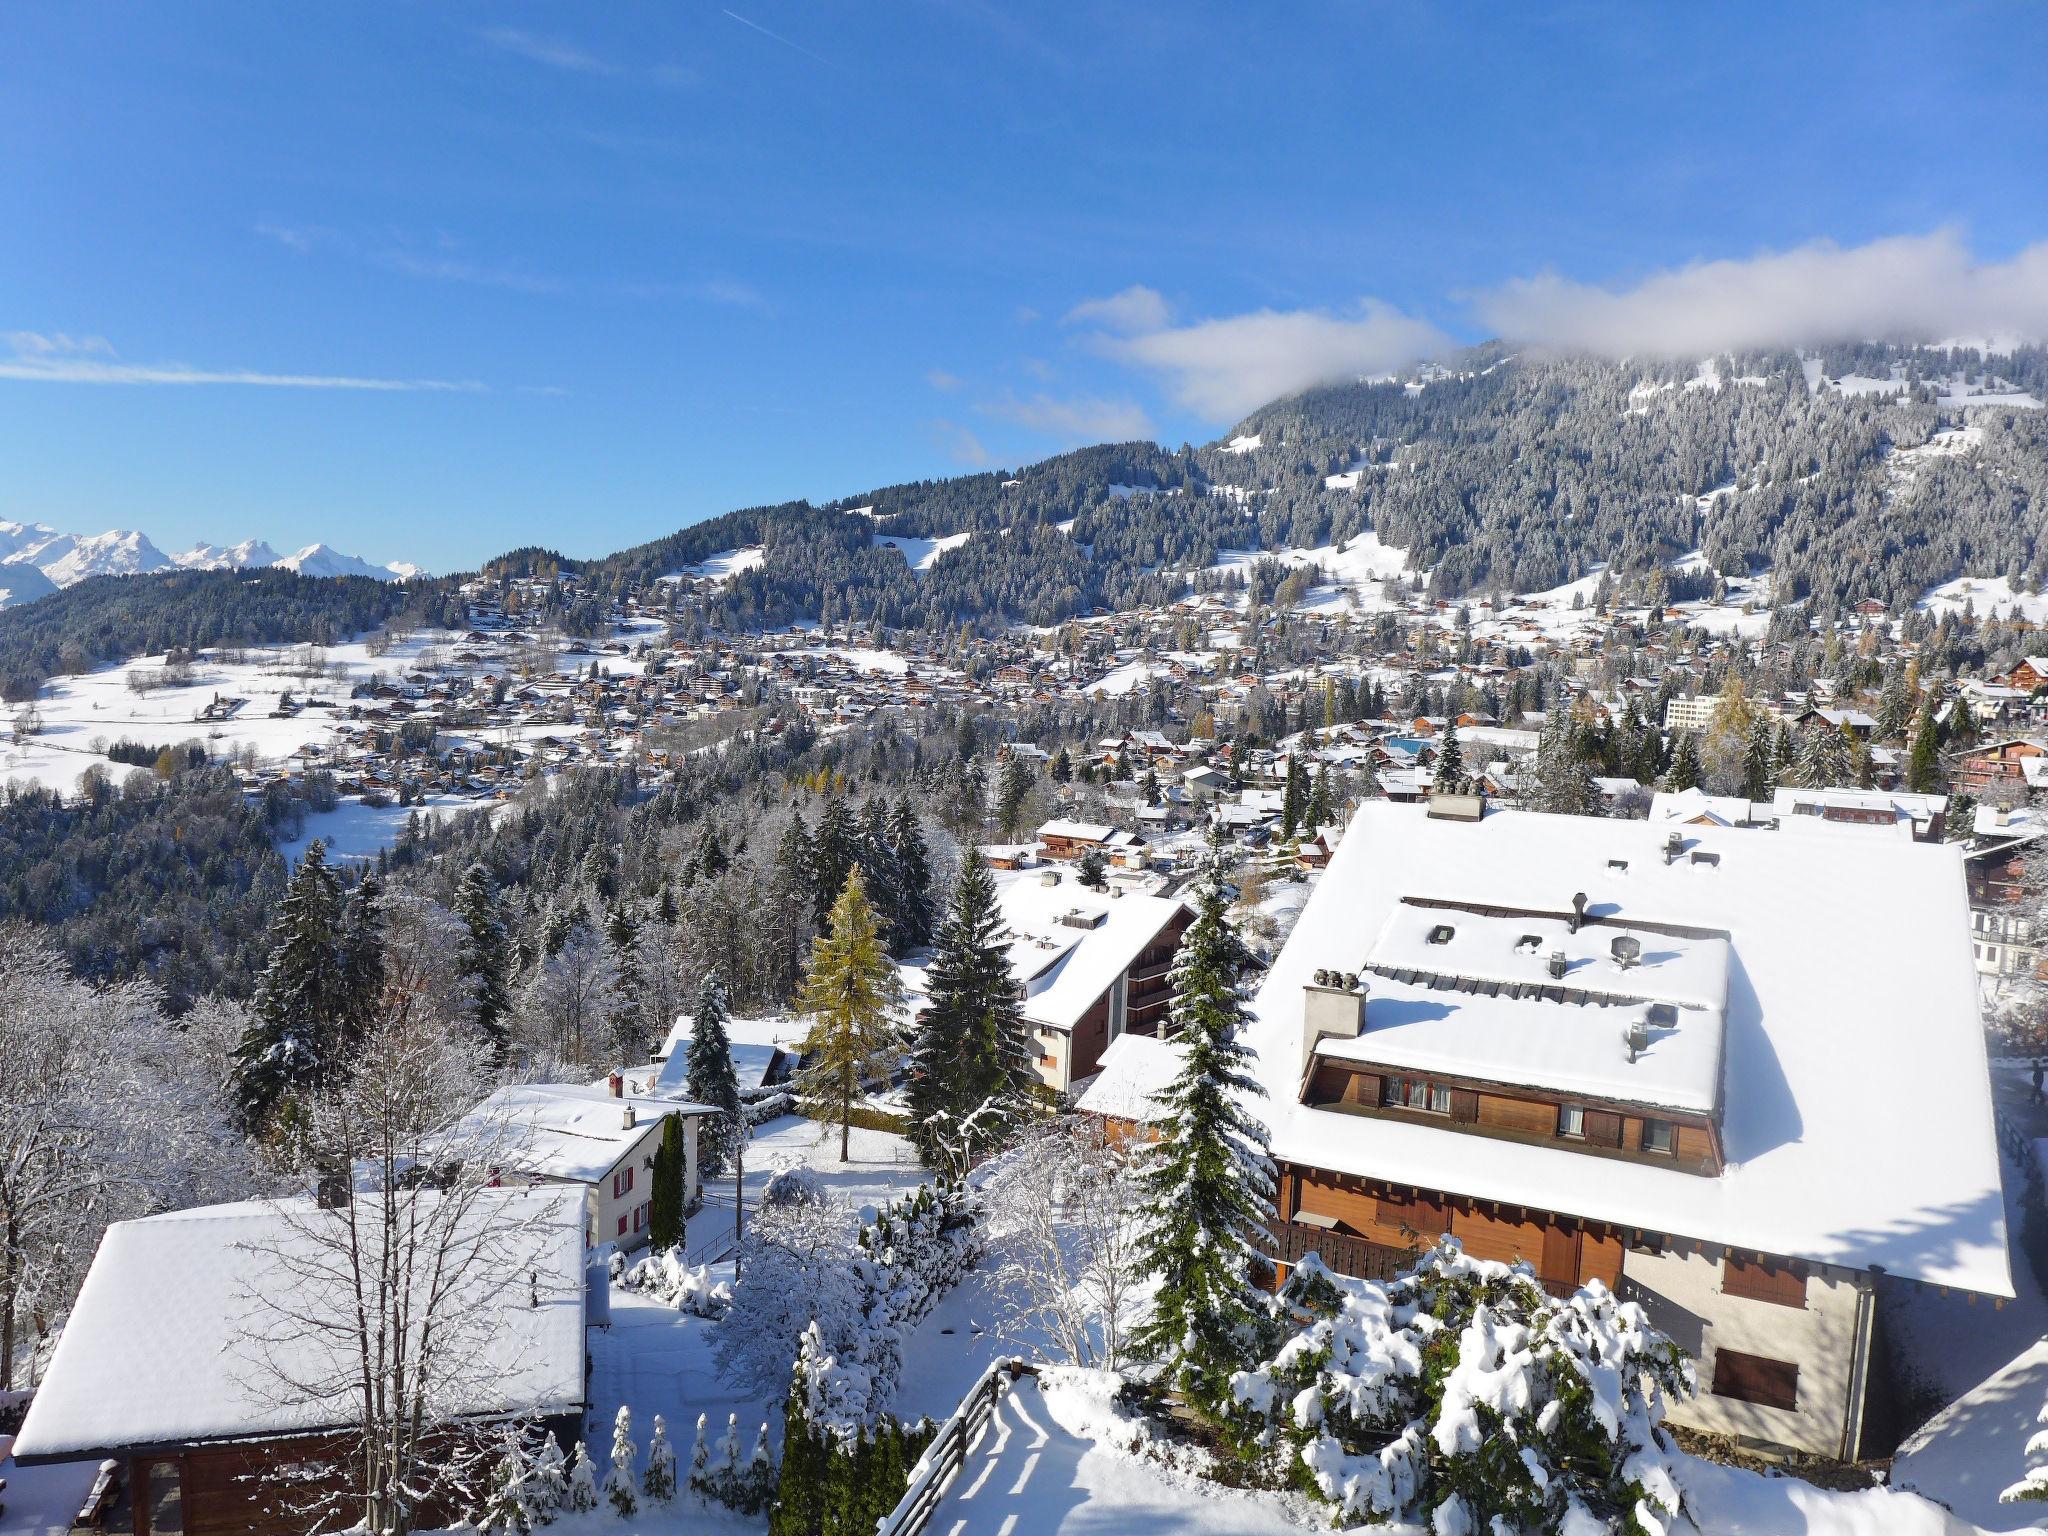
452, 1081, 714, 1252
905, 867, 1193, 1094
1247, 803, 2007, 1461
1035, 817, 1144, 863
1952, 738, 2048, 797
2008, 658, 2048, 692
1073, 1031, 1184, 1144
8, 1186, 587, 1536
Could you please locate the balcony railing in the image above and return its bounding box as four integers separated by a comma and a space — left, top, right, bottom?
1260, 1220, 1414, 1283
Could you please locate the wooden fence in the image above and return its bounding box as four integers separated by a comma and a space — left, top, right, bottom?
874, 1357, 1038, 1536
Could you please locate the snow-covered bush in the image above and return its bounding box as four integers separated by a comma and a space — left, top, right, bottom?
1226, 1241, 1694, 1535
686, 1410, 773, 1512
713, 1177, 982, 1432
772, 1325, 934, 1536
470, 1424, 567, 1534
619, 1245, 734, 1318
2002, 1398, 2048, 1503
563, 1443, 598, 1513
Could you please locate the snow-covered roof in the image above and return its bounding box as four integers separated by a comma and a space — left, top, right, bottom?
900, 868, 1187, 1035
652, 1013, 794, 1094
1074, 1033, 1186, 1122
1249, 803, 2010, 1296
12, 1186, 587, 1460
1035, 818, 1138, 847
1327, 902, 1728, 1114
1646, 787, 1759, 827
456, 1082, 713, 1185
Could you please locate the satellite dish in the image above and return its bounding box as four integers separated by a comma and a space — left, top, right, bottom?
1610, 934, 1642, 968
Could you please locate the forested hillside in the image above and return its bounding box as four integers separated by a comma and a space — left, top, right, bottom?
6, 342, 2046, 672
523, 341, 2048, 630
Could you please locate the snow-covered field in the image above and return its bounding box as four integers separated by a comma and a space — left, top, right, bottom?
276, 793, 478, 864
870, 530, 971, 573
1920, 575, 2048, 626
661, 547, 764, 587
1205, 531, 1415, 614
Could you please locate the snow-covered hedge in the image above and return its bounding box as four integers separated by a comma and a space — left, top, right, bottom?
1226, 1241, 1694, 1536
614, 1245, 733, 1318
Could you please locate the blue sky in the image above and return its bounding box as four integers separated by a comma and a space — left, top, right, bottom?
3, 2, 2046, 572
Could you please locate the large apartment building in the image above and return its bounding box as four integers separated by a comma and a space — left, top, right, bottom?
1247, 801, 2008, 1460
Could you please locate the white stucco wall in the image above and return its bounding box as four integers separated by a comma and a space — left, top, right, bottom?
1621, 1243, 1870, 1457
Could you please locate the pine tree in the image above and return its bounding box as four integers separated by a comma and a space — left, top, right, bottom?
765, 814, 818, 1003
603, 1406, 639, 1516
1663, 731, 1704, 792
338, 874, 384, 1053
564, 1443, 598, 1513
810, 797, 858, 931
1134, 830, 1275, 1413
1279, 754, 1306, 836
905, 849, 1034, 1170
1433, 720, 1464, 788
1793, 721, 1851, 787
796, 871, 905, 1162
887, 797, 935, 952
994, 754, 1034, 840
1741, 718, 1775, 802
454, 861, 512, 1060
648, 1112, 689, 1251
685, 970, 744, 1180
1049, 746, 1072, 783
1305, 761, 1334, 833
1908, 695, 1943, 793
643, 1414, 677, 1504
855, 797, 902, 943
233, 839, 350, 1132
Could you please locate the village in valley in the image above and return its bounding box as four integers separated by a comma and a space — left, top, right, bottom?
9, 524, 2048, 1536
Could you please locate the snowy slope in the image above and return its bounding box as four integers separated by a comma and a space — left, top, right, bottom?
660, 546, 765, 586
0, 560, 59, 609
870, 529, 972, 573
274, 542, 418, 581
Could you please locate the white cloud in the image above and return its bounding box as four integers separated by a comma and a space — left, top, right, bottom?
481, 28, 621, 75
926, 419, 990, 466
0, 332, 480, 391
1086, 300, 1447, 419
1063, 285, 1172, 335
925, 368, 963, 393
980, 391, 1153, 443
1473, 231, 2048, 357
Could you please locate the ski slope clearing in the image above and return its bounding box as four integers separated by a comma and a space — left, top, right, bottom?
1920, 575, 2048, 625
662, 547, 765, 587
1204, 532, 1415, 614
870, 530, 971, 572
1224, 432, 1262, 453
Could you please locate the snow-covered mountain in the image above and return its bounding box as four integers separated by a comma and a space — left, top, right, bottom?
173, 538, 282, 571
0, 520, 422, 609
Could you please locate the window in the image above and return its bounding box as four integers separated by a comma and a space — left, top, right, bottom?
1641, 1119, 1676, 1155
1382, 1077, 1453, 1114
632, 1203, 645, 1233
1427, 924, 1455, 945
1712, 1348, 1799, 1411
144, 1461, 184, 1535
1723, 1256, 1807, 1309
1428, 1085, 1452, 1115
1558, 1104, 1586, 1139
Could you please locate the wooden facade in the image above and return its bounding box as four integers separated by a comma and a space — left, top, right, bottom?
1300, 1056, 1722, 1176
1272, 1161, 1628, 1297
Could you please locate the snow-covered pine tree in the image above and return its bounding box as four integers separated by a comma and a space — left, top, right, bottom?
603, 1405, 639, 1516
856, 796, 904, 945
1908, 695, 1943, 792
765, 813, 818, 1003
795, 871, 904, 1162
1305, 761, 1334, 832
709, 1413, 744, 1506
739, 1422, 776, 1515
687, 1412, 713, 1500
643, 1413, 677, 1504
454, 860, 512, 1061
906, 849, 1033, 1171
810, 797, 860, 930
564, 1443, 598, 1513
685, 969, 744, 1180
994, 753, 1034, 840
232, 838, 350, 1132
1134, 827, 1275, 1413
1433, 719, 1464, 788
1279, 753, 1306, 835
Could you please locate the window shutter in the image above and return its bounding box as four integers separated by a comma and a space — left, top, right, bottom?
1722, 1257, 1807, 1309
1585, 1109, 1624, 1148
1449, 1088, 1479, 1123
1351, 1072, 1382, 1107
1712, 1348, 1799, 1410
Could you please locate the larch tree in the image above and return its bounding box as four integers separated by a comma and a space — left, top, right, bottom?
1133, 829, 1275, 1413
795, 871, 904, 1162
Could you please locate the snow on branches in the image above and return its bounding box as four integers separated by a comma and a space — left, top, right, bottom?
615, 1245, 733, 1318
1226, 1241, 1694, 1536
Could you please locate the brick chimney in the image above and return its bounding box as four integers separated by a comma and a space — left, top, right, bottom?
607, 1071, 624, 1098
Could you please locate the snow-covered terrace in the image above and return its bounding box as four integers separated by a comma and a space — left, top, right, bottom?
1249, 803, 2011, 1296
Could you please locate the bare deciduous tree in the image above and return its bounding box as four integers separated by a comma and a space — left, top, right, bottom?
980, 1119, 1149, 1372
236, 1019, 577, 1535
